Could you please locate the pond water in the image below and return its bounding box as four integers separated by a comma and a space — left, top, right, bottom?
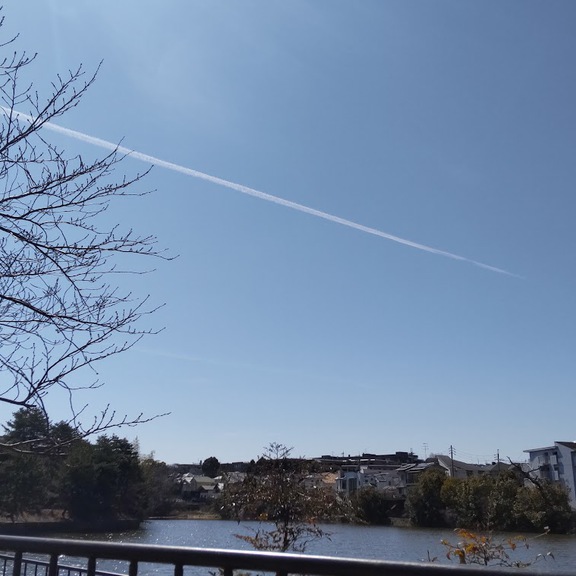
53, 519, 576, 574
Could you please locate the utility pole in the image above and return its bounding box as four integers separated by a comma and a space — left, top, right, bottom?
496, 449, 500, 473
450, 445, 455, 477
423, 443, 428, 459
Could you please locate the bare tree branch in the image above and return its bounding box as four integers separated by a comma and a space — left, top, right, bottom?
0, 11, 172, 451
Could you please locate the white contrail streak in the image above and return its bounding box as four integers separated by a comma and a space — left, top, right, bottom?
2, 107, 516, 276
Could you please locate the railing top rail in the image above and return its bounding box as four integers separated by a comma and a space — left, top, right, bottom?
0, 535, 570, 576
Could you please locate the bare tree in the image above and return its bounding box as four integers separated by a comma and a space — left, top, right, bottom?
0, 13, 168, 451
220, 443, 348, 553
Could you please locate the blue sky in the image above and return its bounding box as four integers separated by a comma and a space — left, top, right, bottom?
2, 1, 576, 465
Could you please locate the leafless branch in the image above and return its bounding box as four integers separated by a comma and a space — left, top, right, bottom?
0, 11, 172, 450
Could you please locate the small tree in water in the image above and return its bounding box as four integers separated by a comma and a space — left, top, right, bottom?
220, 443, 345, 552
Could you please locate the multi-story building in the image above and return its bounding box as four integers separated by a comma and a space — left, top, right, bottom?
524, 441, 576, 508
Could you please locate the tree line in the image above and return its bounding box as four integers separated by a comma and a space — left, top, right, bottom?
0, 408, 176, 523
406, 468, 573, 533
3, 418, 573, 539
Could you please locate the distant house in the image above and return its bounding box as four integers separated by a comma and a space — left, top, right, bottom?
524, 441, 576, 508
335, 454, 519, 499
336, 466, 405, 497
335, 468, 361, 495
301, 472, 338, 491
396, 456, 506, 492
367, 469, 404, 497
435, 455, 492, 479
396, 461, 439, 494
222, 471, 247, 485
180, 473, 218, 499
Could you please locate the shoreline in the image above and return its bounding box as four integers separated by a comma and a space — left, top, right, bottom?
0, 513, 410, 535
0, 518, 142, 535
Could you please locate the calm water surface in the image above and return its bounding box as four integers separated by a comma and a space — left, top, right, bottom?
55, 520, 576, 574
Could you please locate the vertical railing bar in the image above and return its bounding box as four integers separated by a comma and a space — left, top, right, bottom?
222, 568, 233, 576
173, 564, 183, 576
128, 560, 138, 576
48, 554, 58, 576
86, 558, 96, 576
12, 552, 22, 576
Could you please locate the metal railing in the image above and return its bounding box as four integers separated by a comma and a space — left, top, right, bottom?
0, 553, 124, 576
0, 535, 570, 576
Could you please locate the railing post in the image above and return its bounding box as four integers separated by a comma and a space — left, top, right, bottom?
12, 552, 22, 576
173, 564, 183, 576
222, 568, 233, 576
86, 558, 96, 576
48, 555, 58, 576
128, 560, 138, 576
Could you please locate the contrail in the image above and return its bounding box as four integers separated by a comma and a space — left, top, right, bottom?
2, 107, 516, 276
